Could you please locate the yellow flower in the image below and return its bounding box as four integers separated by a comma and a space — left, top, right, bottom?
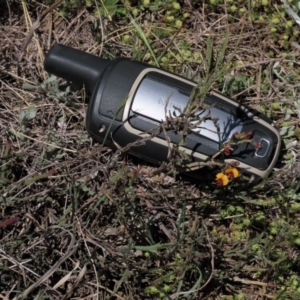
215, 173, 229, 186
224, 168, 239, 180
215, 167, 240, 186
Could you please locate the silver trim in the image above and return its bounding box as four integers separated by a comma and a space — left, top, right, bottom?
255, 138, 271, 158
122, 68, 281, 179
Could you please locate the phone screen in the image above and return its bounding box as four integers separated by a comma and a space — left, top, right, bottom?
131, 74, 243, 143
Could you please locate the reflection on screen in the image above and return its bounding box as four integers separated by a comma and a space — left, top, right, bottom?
131, 76, 243, 143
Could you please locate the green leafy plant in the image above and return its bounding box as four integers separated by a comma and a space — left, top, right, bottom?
18, 106, 36, 134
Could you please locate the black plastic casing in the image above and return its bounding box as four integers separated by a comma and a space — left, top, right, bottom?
86, 58, 149, 144
44, 44, 281, 183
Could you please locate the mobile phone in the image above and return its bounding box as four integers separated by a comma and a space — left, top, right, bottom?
44, 44, 281, 184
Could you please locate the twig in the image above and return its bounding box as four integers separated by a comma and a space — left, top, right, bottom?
9, 129, 77, 153
232, 276, 278, 288
112, 131, 159, 155
21, 226, 77, 298
197, 221, 215, 290
234, 58, 281, 70
0, 217, 18, 228
17, 0, 64, 64
145, 200, 174, 240
0, 249, 40, 278
87, 282, 126, 300
170, 221, 215, 299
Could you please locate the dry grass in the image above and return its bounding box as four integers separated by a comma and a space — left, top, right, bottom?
1, 0, 300, 299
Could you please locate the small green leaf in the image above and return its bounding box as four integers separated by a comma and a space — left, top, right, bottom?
23, 83, 38, 90
19, 110, 26, 124
284, 0, 300, 25
43, 74, 58, 84
14, 151, 28, 158
26, 106, 36, 120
